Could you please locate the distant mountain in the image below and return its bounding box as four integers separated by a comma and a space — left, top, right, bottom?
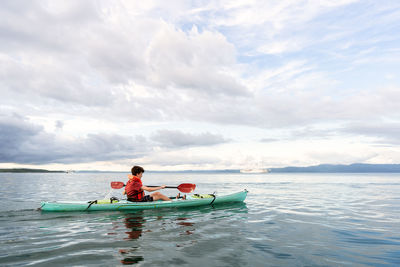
269, 163, 400, 173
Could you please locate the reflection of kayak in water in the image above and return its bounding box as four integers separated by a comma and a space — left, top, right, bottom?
40, 190, 248, 212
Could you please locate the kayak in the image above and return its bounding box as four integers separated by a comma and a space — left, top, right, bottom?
40, 190, 248, 212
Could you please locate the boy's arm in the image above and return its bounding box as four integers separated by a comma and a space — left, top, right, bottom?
142, 185, 166, 192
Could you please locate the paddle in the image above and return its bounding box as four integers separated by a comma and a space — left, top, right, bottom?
110, 181, 196, 193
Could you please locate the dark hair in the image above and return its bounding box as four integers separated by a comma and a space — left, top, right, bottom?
131, 166, 145, 175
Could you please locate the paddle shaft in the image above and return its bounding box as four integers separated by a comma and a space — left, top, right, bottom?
115, 184, 177, 189
111, 181, 195, 193
147, 185, 177, 189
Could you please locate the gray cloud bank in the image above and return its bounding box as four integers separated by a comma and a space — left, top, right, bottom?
152, 130, 228, 148
0, 114, 228, 164
0, 114, 148, 164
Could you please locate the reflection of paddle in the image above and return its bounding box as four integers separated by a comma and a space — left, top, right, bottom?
111, 181, 196, 193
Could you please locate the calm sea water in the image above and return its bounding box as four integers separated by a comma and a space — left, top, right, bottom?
0, 172, 399, 266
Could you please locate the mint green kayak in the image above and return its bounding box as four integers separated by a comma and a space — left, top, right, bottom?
40, 190, 248, 212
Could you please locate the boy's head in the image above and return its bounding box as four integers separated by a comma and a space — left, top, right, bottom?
131, 166, 145, 176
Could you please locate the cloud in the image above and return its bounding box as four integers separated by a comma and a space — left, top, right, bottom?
1, 0, 249, 118
0, 113, 149, 164
0, 1, 100, 53
343, 121, 400, 145
55, 120, 64, 130
86, 20, 248, 98
306, 150, 378, 165
151, 129, 229, 148
145, 24, 248, 96
0, 113, 43, 163
210, 0, 360, 55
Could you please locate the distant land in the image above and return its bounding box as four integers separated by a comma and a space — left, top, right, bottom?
268, 163, 400, 173
1, 164, 400, 173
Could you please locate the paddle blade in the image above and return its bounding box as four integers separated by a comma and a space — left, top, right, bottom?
111, 181, 125, 189
177, 183, 196, 193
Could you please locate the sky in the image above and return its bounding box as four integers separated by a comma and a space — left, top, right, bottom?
1, 0, 400, 171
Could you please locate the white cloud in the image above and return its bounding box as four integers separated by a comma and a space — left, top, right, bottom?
135, 150, 222, 169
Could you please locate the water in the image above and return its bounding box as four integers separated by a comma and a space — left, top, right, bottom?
0, 172, 399, 266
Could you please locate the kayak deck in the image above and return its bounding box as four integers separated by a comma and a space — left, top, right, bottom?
40, 190, 248, 212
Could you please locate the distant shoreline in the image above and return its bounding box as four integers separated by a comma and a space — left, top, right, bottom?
1, 163, 400, 173
269, 163, 400, 173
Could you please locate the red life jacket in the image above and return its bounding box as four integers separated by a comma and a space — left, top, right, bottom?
125, 176, 144, 201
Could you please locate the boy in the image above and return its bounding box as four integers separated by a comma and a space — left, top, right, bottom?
123, 166, 171, 202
